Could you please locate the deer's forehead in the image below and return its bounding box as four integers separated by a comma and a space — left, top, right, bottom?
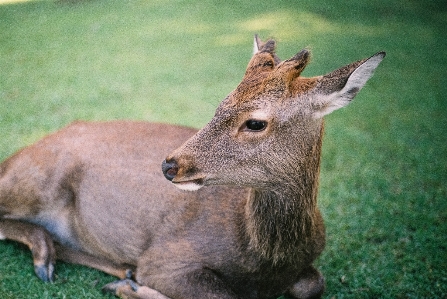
214, 94, 272, 122
229, 74, 284, 104
218, 95, 270, 114
226, 75, 318, 107
213, 65, 320, 121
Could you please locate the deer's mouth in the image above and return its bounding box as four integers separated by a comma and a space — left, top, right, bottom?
162, 159, 206, 191
172, 178, 204, 191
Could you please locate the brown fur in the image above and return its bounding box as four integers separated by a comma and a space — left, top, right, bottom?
0, 36, 385, 298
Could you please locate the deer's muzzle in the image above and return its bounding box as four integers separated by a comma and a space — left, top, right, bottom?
161, 159, 178, 181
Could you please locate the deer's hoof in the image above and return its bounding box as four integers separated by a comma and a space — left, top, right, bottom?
102, 278, 140, 295
34, 263, 54, 283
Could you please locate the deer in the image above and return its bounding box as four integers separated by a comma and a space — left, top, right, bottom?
0, 35, 385, 299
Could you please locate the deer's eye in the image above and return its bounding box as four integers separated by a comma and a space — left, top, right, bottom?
263, 61, 274, 68
244, 120, 267, 132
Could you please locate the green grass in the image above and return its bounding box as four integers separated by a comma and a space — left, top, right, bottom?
1, 0, 446, 298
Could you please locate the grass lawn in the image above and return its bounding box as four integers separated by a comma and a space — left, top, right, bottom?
1, 0, 446, 298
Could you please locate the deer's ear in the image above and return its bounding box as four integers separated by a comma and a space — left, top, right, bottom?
312, 52, 386, 119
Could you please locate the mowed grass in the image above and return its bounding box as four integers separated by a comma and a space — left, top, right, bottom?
1, 0, 446, 298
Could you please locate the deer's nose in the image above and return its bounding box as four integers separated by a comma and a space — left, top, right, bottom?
162, 159, 178, 181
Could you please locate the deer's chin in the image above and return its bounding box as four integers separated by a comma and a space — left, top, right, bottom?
172, 179, 204, 191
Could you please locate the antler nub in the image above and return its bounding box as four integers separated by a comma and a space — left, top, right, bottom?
259, 40, 276, 54
279, 49, 311, 83
253, 34, 263, 54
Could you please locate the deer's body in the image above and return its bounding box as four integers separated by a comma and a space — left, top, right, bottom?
0, 36, 384, 299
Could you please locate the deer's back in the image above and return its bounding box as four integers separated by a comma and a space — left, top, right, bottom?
0, 121, 249, 266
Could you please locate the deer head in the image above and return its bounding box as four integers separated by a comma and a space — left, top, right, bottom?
162, 36, 385, 192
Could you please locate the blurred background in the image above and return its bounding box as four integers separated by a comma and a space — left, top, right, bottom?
0, 0, 446, 298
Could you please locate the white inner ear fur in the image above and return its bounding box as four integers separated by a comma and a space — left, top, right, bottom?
312, 94, 350, 119
313, 53, 385, 119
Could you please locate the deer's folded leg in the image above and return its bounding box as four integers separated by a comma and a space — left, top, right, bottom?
0, 219, 55, 282
55, 243, 135, 280
102, 278, 171, 299
132, 265, 241, 299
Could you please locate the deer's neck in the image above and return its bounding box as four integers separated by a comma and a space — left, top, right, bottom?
244, 124, 324, 265
245, 186, 319, 265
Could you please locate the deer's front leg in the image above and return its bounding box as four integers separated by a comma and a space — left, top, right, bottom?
286, 266, 325, 299
103, 278, 170, 299
0, 219, 56, 282
103, 268, 240, 299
